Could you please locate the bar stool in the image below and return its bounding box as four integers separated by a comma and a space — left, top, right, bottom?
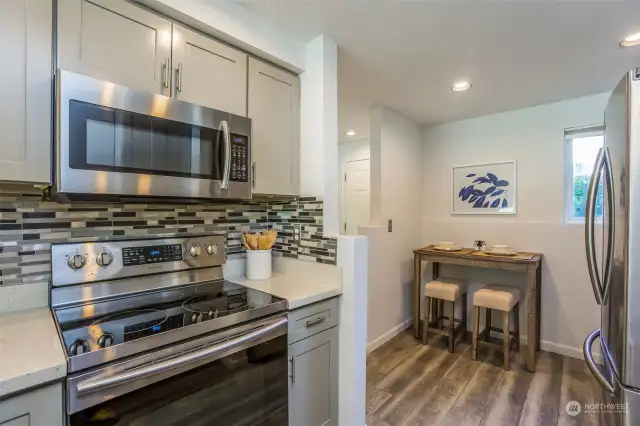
422, 278, 468, 353
472, 285, 520, 370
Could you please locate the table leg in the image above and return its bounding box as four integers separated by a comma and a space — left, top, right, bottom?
525, 264, 538, 372
536, 264, 542, 351
413, 253, 421, 338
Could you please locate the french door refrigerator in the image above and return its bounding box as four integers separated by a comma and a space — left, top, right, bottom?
583, 67, 640, 426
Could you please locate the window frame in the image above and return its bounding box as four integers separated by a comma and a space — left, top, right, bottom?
564, 125, 605, 224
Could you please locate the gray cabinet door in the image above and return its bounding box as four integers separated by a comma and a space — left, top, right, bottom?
248, 58, 300, 195
0, 0, 51, 183
289, 327, 339, 426
0, 383, 63, 426
172, 24, 247, 116
57, 0, 172, 95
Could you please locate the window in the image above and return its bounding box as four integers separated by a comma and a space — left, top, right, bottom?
565, 126, 605, 222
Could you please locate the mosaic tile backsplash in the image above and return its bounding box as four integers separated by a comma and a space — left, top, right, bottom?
0, 188, 336, 287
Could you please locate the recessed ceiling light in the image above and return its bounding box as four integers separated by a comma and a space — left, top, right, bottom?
620, 32, 640, 48
346, 130, 356, 136
451, 81, 471, 92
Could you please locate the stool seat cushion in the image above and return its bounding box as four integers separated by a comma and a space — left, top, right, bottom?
424, 278, 466, 301
473, 285, 520, 311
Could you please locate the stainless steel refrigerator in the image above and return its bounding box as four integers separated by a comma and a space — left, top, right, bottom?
583, 67, 640, 426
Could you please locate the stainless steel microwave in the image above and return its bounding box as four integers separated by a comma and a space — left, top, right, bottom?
55, 70, 252, 202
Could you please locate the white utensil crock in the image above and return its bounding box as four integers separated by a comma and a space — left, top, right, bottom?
246, 249, 272, 280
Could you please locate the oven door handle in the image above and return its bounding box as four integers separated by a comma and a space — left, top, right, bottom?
76, 317, 288, 395
220, 120, 231, 190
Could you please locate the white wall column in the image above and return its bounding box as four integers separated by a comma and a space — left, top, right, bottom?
337, 235, 368, 426
361, 106, 422, 349
300, 35, 339, 236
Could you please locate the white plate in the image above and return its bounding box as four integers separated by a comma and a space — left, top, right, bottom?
433, 246, 461, 252
485, 249, 517, 256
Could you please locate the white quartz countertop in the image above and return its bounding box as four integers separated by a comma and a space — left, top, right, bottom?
0, 308, 66, 398
225, 257, 342, 309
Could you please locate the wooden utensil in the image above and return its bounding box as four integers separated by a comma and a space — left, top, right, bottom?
258, 234, 270, 250
267, 230, 277, 249
241, 234, 252, 250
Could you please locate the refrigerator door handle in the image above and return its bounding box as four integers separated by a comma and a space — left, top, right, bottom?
584, 329, 615, 393
601, 148, 615, 303
585, 147, 606, 305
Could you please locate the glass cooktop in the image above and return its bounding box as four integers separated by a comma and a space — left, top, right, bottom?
55, 281, 286, 358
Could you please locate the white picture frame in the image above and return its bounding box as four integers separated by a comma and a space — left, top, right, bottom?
451, 161, 517, 215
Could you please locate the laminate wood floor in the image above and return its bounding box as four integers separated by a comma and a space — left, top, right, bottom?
366, 330, 599, 426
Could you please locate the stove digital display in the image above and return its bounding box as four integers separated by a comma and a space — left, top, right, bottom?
122, 244, 183, 266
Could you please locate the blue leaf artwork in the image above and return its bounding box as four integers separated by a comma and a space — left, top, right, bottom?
457, 170, 510, 210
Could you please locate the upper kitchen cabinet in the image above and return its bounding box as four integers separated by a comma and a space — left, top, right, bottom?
0, 0, 52, 183
57, 0, 172, 95
248, 58, 301, 196
172, 24, 247, 116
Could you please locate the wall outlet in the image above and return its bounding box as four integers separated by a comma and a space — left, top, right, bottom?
293, 224, 301, 241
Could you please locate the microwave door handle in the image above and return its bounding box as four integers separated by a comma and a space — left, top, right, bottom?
75, 317, 287, 395
601, 148, 615, 303
220, 120, 231, 190
585, 147, 606, 305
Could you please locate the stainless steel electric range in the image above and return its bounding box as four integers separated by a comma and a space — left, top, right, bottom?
50, 235, 288, 426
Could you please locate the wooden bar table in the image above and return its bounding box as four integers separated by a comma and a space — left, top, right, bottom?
413, 245, 543, 372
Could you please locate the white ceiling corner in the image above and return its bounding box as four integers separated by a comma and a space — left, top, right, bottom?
239, 0, 640, 139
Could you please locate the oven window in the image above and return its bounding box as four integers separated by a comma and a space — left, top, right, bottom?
70, 335, 288, 426
68, 100, 223, 180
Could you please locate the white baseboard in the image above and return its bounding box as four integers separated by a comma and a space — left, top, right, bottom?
366, 321, 602, 364
367, 318, 412, 353
508, 334, 602, 364
539, 340, 602, 364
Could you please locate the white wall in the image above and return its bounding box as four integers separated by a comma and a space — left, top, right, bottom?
421, 92, 609, 359
337, 235, 368, 426
339, 139, 370, 233
361, 107, 422, 350
339, 139, 370, 164
300, 35, 340, 236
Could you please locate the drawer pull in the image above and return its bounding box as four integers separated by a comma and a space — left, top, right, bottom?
306, 317, 326, 327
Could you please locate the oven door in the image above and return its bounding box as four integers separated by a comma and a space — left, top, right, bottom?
67, 315, 288, 426
56, 70, 252, 201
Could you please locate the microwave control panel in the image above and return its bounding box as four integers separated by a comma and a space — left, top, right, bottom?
230, 135, 249, 182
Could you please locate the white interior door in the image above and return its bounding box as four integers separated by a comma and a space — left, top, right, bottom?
343, 159, 370, 235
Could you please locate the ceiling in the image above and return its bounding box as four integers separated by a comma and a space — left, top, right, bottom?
239, 0, 640, 140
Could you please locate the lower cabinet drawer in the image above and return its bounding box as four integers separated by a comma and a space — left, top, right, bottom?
288, 297, 339, 344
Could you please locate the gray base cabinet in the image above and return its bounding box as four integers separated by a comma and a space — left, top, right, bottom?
0, 383, 63, 426
288, 298, 339, 426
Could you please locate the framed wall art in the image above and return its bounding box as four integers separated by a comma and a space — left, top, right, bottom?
452, 161, 517, 215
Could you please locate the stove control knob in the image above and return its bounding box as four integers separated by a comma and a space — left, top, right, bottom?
206, 244, 218, 255
191, 313, 202, 323
96, 252, 113, 267
69, 339, 90, 356
189, 245, 202, 257
97, 333, 115, 348
67, 254, 86, 270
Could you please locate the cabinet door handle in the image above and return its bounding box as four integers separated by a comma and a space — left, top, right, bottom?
162, 58, 169, 88
176, 62, 183, 92
306, 317, 326, 327
289, 356, 295, 383
252, 162, 256, 189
